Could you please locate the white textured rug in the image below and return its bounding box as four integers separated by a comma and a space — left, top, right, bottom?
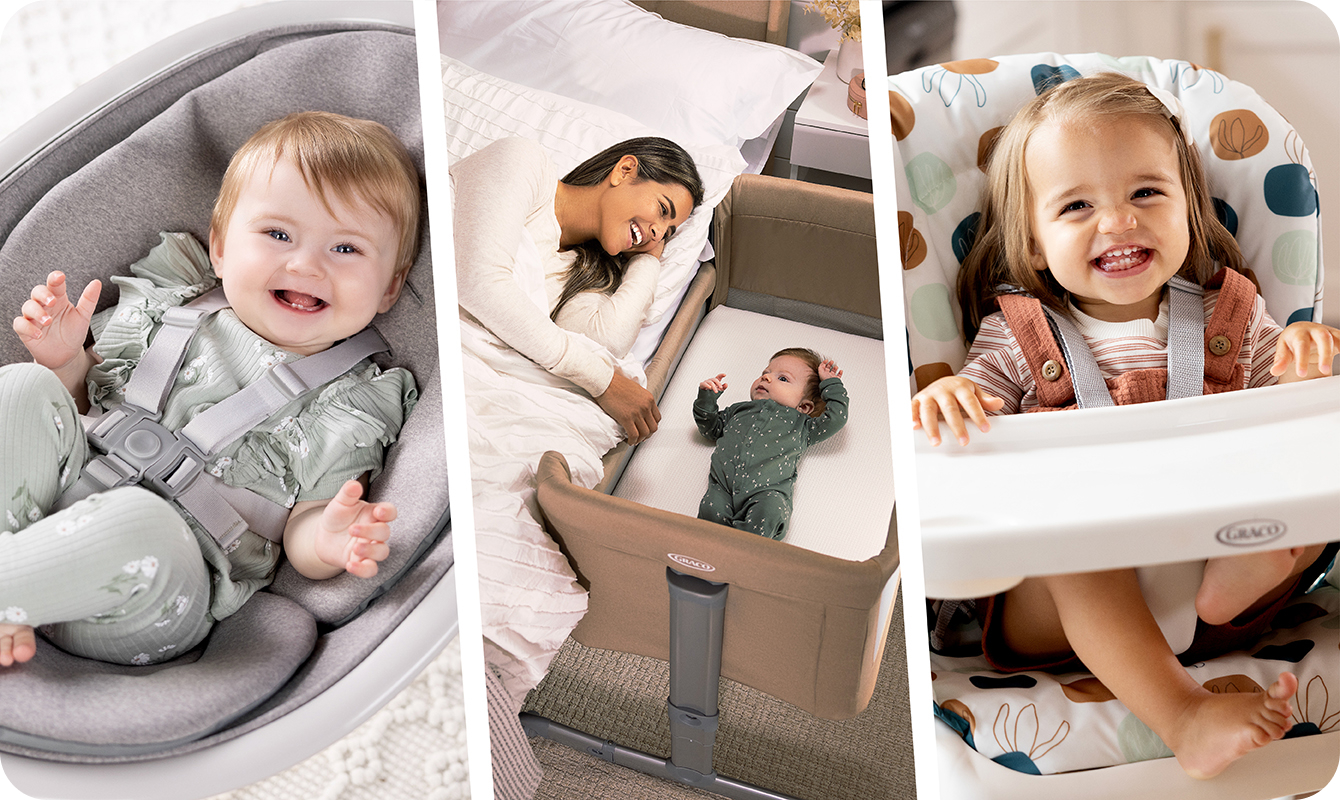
210, 637, 470, 800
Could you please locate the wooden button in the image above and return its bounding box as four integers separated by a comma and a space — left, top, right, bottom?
1208, 335, 1232, 356
1041, 359, 1063, 381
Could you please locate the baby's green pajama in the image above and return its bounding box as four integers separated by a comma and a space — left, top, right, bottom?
0, 363, 213, 665
693, 377, 848, 540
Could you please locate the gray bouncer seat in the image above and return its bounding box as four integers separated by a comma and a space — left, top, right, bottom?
0, 4, 454, 796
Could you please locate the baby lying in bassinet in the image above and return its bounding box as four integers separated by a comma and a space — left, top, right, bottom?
694, 348, 847, 540
0, 112, 418, 668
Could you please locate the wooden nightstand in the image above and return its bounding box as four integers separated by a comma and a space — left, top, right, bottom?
789, 49, 871, 181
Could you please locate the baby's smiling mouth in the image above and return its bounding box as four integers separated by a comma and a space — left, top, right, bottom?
273, 289, 327, 311
1093, 246, 1149, 272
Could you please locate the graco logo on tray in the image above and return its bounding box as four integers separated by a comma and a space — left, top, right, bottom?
668, 553, 716, 572
1216, 519, 1287, 547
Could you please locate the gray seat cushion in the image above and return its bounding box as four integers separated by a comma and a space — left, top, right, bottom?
0, 593, 316, 755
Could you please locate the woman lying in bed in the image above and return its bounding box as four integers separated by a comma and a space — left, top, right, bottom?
451, 136, 704, 443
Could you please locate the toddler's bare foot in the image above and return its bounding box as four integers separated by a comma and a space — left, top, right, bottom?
0, 623, 36, 666
1197, 548, 1303, 625
1168, 672, 1296, 779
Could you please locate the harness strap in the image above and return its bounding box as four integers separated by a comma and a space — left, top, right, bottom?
122, 289, 231, 413
181, 328, 388, 455
1165, 275, 1206, 400
59, 289, 389, 548
998, 277, 1214, 408
1043, 308, 1114, 409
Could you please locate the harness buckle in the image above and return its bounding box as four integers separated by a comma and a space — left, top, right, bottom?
85, 402, 210, 501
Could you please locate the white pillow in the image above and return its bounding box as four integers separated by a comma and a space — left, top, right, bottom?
442, 54, 748, 356
437, 0, 821, 151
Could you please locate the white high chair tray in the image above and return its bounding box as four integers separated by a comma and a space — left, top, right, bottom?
614, 304, 892, 562
916, 377, 1340, 599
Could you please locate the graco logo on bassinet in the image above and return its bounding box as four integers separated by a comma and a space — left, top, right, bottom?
1216, 519, 1287, 547
668, 553, 716, 572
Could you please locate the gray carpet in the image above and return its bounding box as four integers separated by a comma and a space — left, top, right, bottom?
524, 590, 915, 800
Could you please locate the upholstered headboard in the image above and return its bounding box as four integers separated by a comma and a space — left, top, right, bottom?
633, 0, 788, 45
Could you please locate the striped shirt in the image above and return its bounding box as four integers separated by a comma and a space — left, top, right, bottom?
960, 289, 1282, 414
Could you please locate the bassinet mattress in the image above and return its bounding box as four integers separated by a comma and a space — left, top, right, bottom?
613, 304, 892, 561
931, 581, 1339, 776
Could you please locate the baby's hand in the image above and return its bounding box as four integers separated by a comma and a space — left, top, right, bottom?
819, 359, 843, 380
13, 272, 101, 372
700, 374, 727, 393
315, 480, 395, 578
911, 375, 1004, 446
1271, 321, 1340, 381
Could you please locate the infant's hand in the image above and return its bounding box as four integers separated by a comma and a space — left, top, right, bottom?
700, 374, 727, 393
316, 480, 395, 578
13, 272, 100, 372
819, 359, 843, 380
911, 375, 1003, 446
1271, 321, 1340, 380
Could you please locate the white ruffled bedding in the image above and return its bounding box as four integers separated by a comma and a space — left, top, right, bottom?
462, 228, 647, 706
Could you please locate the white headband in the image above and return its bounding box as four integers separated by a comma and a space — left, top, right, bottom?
1145, 84, 1194, 145
1146, 85, 1185, 122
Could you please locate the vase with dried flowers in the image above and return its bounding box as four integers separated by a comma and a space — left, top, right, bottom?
806, 0, 863, 82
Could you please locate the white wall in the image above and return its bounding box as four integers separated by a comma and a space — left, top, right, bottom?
788, 0, 844, 58
952, 0, 1340, 326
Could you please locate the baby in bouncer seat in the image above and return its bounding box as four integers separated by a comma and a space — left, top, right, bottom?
0, 111, 420, 669
910, 72, 1340, 778
694, 348, 847, 540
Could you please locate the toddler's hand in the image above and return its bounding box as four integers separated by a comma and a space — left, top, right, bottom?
1271, 321, 1340, 380
819, 359, 843, 380
13, 272, 101, 372
315, 480, 395, 578
911, 375, 1003, 446
700, 374, 727, 393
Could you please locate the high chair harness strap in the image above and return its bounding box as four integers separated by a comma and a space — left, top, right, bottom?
995, 268, 1255, 410
57, 288, 390, 550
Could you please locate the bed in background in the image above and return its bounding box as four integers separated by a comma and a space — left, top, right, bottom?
438, 0, 820, 706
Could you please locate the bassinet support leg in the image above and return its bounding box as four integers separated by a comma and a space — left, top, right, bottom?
666, 567, 727, 777
517, 567, 799, 800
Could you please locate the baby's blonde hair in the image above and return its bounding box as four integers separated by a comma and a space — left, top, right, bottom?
957, 72, 1244, 340
210, 111, 422, 276
772, 347, 826, 417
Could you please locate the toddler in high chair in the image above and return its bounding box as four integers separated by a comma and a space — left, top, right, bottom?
695, 348, 847, 540
910, 73, 1340, 779
0, 111, 420, 669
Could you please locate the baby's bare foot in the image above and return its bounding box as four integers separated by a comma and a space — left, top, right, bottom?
1169, 672, 1296, 779
0, 623, 36, 666
1197, 548, 1303, 625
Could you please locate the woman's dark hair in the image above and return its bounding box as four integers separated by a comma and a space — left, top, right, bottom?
551, 137, 704, 320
